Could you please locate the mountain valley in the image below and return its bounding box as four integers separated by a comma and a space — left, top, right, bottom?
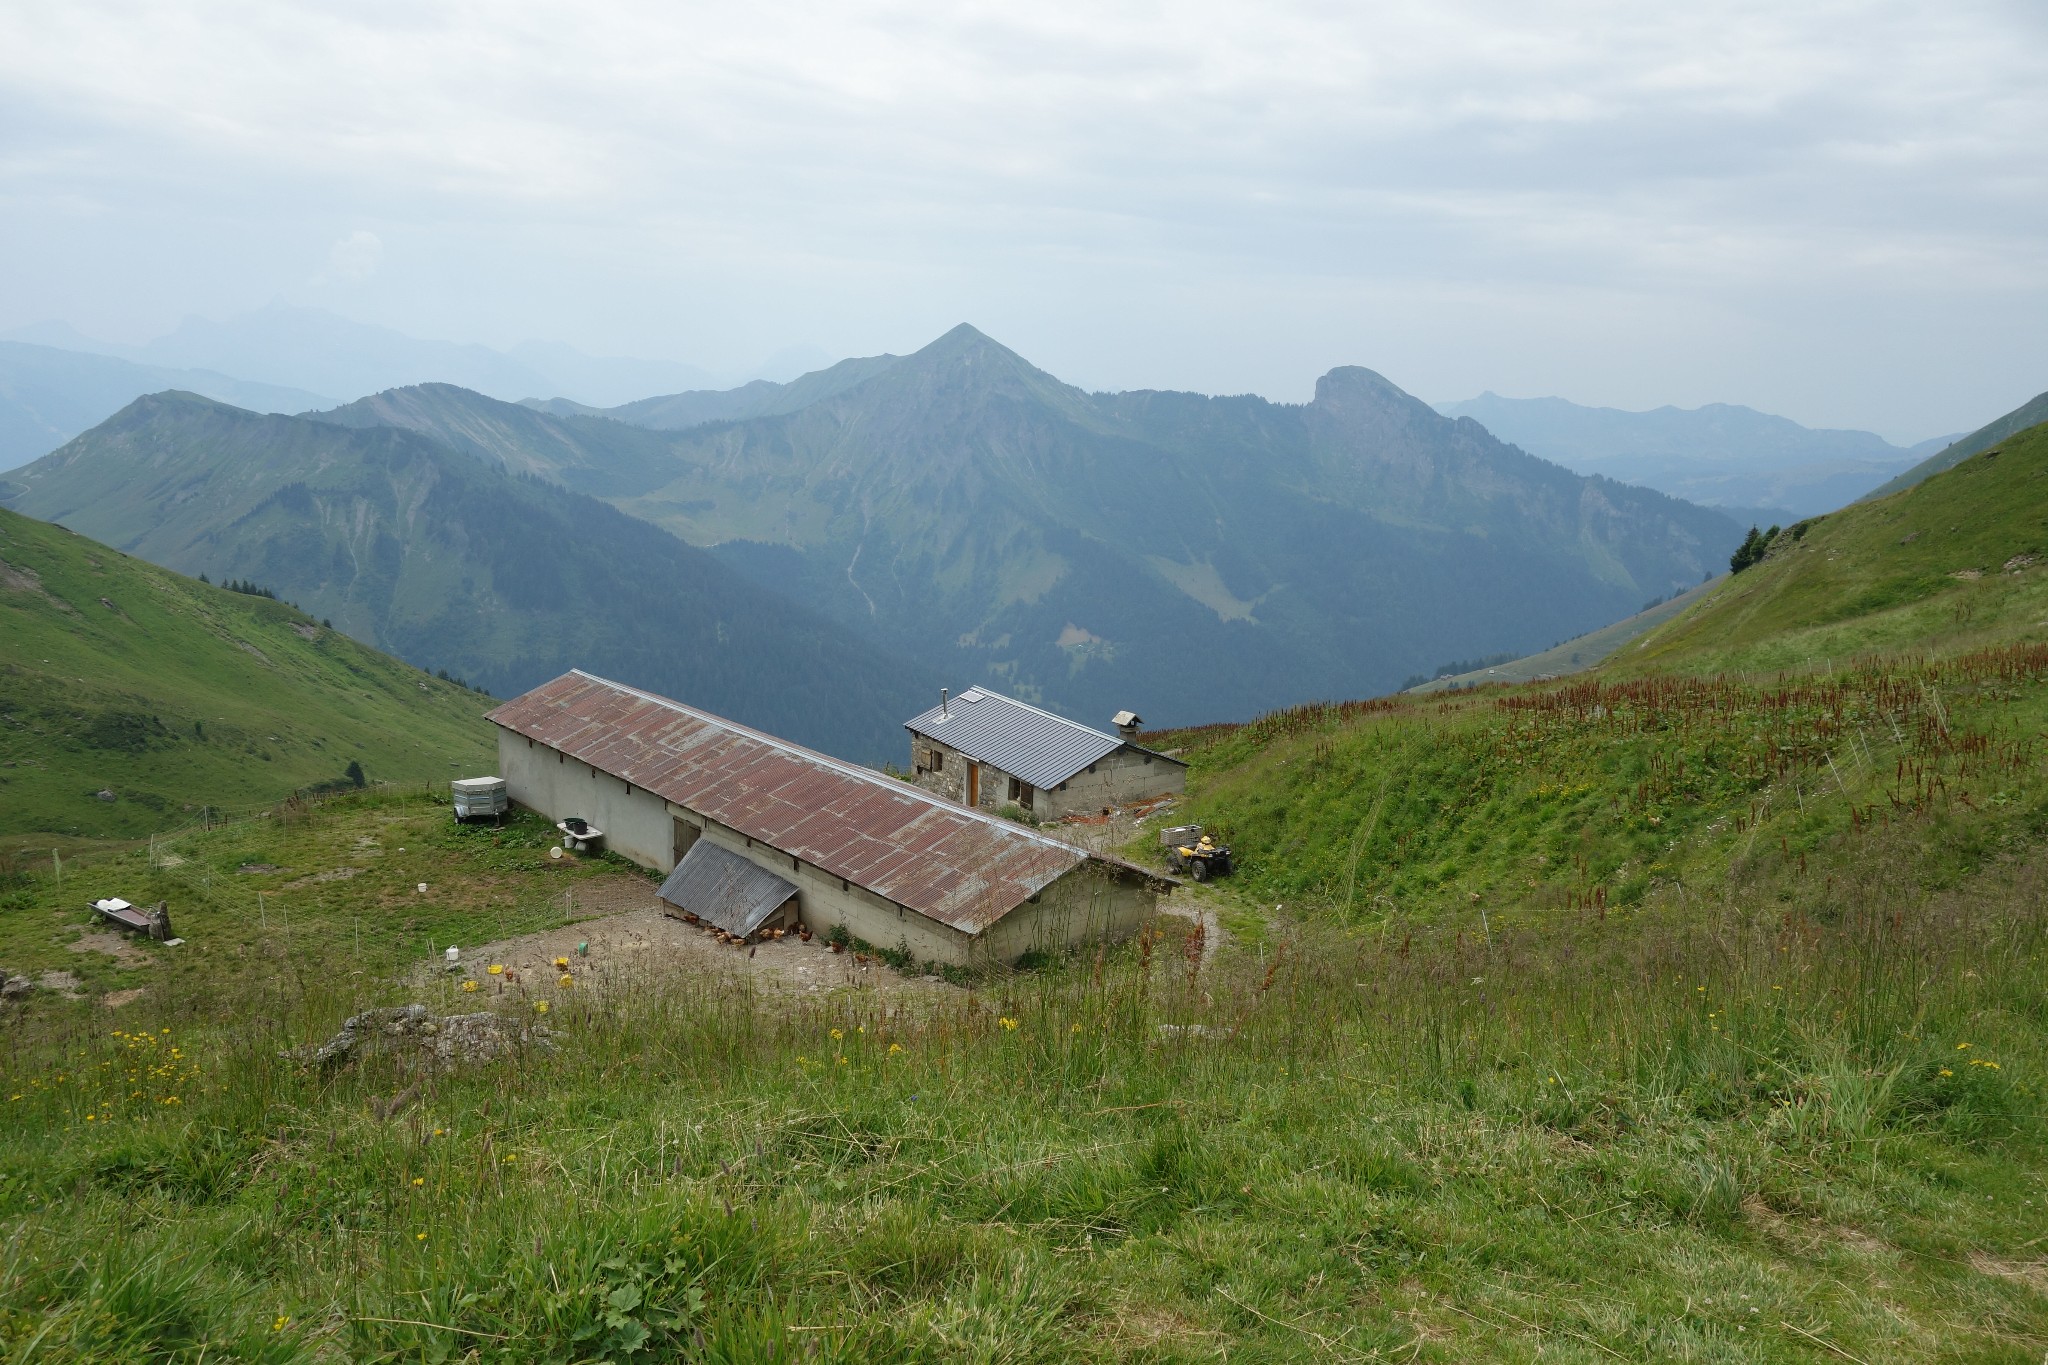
300, 325, 1744, 728
1, 393, 931, 763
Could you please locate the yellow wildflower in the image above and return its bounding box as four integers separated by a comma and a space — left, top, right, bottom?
487, 964, 505, 975
273, 1316, 290, 1332
830, 1028, 844, 1041
411, 1177, 425, 1186
554, 956, 569, 969
461, 980, 479, 993
1956, 1042, 1973, 1051
999, 1017, 1019, 1031
533, 1000, 550, 1014
888, 1043, 904, 1055
558, 974, 574, 987
836, 1055, 848, 1065
1940, 1068, 1954, 1077
416, 1232, 427, 1241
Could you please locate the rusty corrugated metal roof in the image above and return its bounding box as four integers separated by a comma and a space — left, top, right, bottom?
488, 671, 1119, 934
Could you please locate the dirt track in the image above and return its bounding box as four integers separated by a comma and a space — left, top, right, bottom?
432, 874, 952, 1004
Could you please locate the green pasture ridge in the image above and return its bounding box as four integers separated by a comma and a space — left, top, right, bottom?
0, 505, 496, 840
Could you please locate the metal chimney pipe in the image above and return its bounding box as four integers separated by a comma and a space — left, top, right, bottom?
941, 688, 949, 717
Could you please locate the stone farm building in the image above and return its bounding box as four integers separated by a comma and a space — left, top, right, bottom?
488, 672, 1167, 967
904, 687, 1187, 821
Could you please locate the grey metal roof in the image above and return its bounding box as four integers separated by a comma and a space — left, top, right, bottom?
657, 840, 796, 938
491, 672, 1117, 933
904, 687, 1181, 791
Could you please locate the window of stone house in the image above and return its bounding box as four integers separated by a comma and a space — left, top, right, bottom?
931, 749, 944, 772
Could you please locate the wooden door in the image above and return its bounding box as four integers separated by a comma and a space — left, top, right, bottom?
967, 762, 980, 807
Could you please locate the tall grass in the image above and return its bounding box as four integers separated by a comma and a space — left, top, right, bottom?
1, 792, 2042, 1360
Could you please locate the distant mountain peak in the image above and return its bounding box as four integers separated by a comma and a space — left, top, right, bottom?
912, 323, 1029, 366
1314, 365, 1410, 401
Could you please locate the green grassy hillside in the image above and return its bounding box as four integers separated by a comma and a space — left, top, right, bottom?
1, 392, 934, 763
0, 506, 495, 840
1150, 422, 2048, 927
1631, 418, 2048, 677
1864, 387, 2048, 500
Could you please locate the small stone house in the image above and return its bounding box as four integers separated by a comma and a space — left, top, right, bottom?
489, 671, 1168, 966
904, 687, 1187, 822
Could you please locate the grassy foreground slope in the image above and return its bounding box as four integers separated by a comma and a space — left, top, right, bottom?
0, 790, 2042, 1361
0, 506, 494, 840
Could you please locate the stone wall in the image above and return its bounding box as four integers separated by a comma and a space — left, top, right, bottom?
910, 732, 1184, 821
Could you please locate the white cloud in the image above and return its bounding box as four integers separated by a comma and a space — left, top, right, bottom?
0, 0, 2042, 436
318, 230, 383, 285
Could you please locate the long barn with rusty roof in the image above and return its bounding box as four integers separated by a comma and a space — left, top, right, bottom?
487, 671, 1165, 966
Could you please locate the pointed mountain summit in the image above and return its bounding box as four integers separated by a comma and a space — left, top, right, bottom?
588, 328, 1740, 721
12, 326, 1743, 730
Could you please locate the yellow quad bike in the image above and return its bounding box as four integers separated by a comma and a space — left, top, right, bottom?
1167, 835, 1234, 882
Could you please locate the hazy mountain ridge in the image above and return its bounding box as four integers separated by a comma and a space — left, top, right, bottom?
599, 326, 1741, 723
310, 384, 684, 498
527, 354, 908, 431
0, 393, 933, 762
1437, 391, 1954, 517
0, 341, 333, 472
2, 306, 725, 410
291, 326, 1741, 725
4, 324, 1746, 737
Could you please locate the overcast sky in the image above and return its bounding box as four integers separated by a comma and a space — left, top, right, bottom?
3, 0, 2044, 440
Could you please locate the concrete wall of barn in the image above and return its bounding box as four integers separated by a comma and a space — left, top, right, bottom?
501, 727, 1161, 966
499, 728, 675, 870
975, 864, 1157, 963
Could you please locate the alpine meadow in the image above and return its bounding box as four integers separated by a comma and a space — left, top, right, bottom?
6, 4, 2048, 1359
0, 395, 2043, 1361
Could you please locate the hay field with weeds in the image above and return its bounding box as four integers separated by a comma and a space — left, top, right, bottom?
0, 780, 2044, 1362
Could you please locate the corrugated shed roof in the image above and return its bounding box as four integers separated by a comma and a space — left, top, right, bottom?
903, 687, 1184, 790
657, 840, 796, 938
488, 672, 1110, 934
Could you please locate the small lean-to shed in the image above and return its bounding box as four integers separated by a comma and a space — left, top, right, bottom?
658, 840, 798, 938
488, 672, 1168, 966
